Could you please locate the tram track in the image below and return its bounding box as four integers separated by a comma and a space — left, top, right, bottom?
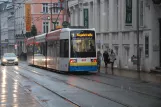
70, 74, 161, 100
12, 65, 132, 107
20, 62, 161, 89
19, 64, 161, 100
6, 67, 81, 107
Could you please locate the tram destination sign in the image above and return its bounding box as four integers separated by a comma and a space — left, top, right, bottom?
76, 33, 93, 37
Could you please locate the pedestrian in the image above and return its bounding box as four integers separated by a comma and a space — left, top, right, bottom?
103, 51, 109, 68
110, 49, 116, 73
97, 51, 102, 73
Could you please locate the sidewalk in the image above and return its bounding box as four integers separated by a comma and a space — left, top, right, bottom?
100, 66, 161, 84
0, 68, 42, 107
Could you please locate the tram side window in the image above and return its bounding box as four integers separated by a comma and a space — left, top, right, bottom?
27, 45, 33, 54
34, 42, 46, 56
56, 41, 60, 57
60, 39, 69, 57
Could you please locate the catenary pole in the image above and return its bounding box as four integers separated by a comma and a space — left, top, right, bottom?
0, 11, 1, 58
50, 0, 53, 30
136, 0, 140, 72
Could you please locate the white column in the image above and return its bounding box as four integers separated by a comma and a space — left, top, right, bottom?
79, 3, 83, 26
94, 0, 99, 32
100, 0, 105, 32
118, 32, 123, 68
117, 0, 121, 30
72, 8, 74, 26
120, 0, 126, 30
104, 0, 109, 31
109, 0, 115, 31
109, 33, 113, 49
101, 33, 104, 53
80, 3, 84, 26
72, 6, 76, 26
69, 8, 73, 26
75, 6, 78, 26
88, 2, 91, 28
93, 1, 96, 29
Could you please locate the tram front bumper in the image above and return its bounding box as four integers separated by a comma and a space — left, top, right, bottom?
69, 66, 97, 72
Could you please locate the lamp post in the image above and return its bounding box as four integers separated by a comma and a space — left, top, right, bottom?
136, 0, 140, 73
0, 12, 1, 58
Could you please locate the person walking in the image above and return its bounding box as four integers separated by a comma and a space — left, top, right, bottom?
103, 51, 109, 68
110, 49, 116, 74
97, 51, 102, 73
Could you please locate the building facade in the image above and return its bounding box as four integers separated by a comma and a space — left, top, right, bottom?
31, 0, 64, 34
0, 2, 15, 55
13, 0, 64, 55
68, 0, 161, 72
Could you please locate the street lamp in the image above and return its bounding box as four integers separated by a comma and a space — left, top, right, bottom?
136, 0, 140, 73
0, 12, 1, 58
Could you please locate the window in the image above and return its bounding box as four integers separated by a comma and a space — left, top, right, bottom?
125, 0, 132, 25
34, 42, 46, 56
53, 3, 59, 14
27, 44, 33, 55
70, 30, 96, 58
145, 36, 149, 57
47, 40, 60, 57
116, 0, 119, 29
4, 53, 16, 57
53, 21, 59, 30
43, 3, 48, 13
140, 0, 144, 26
60, 39, 69, 57
43, 22, 49, 33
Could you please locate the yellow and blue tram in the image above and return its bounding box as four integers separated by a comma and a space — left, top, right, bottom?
26, 27, 97, 72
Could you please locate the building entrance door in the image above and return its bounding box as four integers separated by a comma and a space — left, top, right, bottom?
159, 19, 161, 66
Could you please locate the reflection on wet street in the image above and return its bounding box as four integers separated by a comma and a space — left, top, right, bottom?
0, 66, 42, 107
0, 63, 161, 107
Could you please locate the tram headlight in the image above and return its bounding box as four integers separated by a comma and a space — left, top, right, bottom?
70, 59, 77, 63
91, 59, 97, 62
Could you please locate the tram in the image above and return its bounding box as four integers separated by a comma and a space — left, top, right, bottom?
26, 27, 97, 72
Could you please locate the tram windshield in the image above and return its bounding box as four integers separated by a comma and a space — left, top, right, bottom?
70, 30, 96, 58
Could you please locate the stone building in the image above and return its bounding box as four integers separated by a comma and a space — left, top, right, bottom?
0, 2, 15, 55
68, 0, 161, 72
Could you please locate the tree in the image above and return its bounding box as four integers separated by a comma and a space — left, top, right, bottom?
31, 25, 37, 37
25, 32, 31, 38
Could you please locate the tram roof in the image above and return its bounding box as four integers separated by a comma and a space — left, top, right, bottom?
47, 27, 95, 34
61, 27, 95, 32
35, 33, 46, 39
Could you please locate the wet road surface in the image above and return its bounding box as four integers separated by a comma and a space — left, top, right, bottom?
0, 62, 161, 107
0, 66, 42, 107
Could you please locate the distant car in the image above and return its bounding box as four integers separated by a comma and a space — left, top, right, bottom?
1, 53, 18, 66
